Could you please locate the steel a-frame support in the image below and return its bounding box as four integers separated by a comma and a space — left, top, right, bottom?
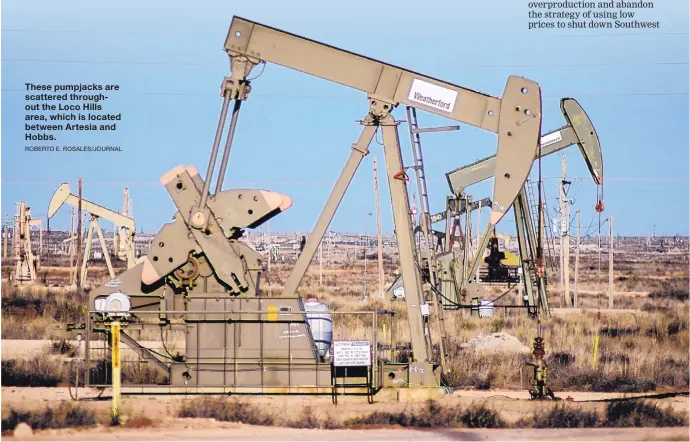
280, 102, 437, 383
515, 188, 550, 315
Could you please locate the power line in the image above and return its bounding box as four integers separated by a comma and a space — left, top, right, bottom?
3, 89, 688, 99
1, 58, 687, 69
3, 176, 686, 187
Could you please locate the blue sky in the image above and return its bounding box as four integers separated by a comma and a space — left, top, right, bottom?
2, 0, 688, 236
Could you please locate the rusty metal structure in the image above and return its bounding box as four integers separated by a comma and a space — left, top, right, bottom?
67, 16, 548, 395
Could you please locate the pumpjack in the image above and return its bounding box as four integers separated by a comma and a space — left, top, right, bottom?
10, 202, 42, 285
389, 98, 603, 317
67, 16, 546, 394
429, 98, 604, 314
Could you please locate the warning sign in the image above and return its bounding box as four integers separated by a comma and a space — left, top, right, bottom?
332, 340, 371, 367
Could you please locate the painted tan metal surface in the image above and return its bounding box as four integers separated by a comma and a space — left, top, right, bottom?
446, 98, 603, 196
48, 183, 135, 230
561, 98, 603, 184
491, 79, 542, 225
225, 17, 504, 132
80, 15, 548, 393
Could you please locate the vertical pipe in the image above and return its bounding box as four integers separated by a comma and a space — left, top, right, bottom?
3, 225, 7, 259
564, 232, 570, 307
76, 179, 83, 290
363, 218, 367, 298
69, 208, 75, 285
559, 156, 567, 292
267, 220, 271, 272
574, 210, 580, 308
609, 216, 614, 309
374, 157, 385, 298
111, 320, 121, 425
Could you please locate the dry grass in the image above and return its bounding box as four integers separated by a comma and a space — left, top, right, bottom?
2, 251, 688, 394
1, 403, 96, 432
175, 397, 686, 430
1, 284, 87, 339
1, 355, 167, 387
516, 400, 688, 429
1, 356, 68, 387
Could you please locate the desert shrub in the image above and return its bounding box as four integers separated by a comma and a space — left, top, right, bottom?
177, 397, 274, 426
550, 366, 656, 393
459, 403, 506, 428
604, 400, 688, 427
441, 353, 521, 390
345, 400, 460, 428
51, 339, 78, 357
598, 375, 656, 393
1, 403, 96, 431
530, 404, 599, 428
489, 317, 507, 333
549, 352, 575, 367
121, 362, 169, 384
345, 400, 504, 429
285, 405, 340, 429
655, 359, 690, 387
1, 286, 88, 339
123, 417, 156, 428
648, 279, 689, 301
344, 410, 407, 427
407, 400, 462, 427
1, 357, 68, 387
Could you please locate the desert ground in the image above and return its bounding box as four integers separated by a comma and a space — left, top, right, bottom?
1, 247, 689, 440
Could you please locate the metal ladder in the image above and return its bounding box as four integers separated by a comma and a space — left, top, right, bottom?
405, 106, 455, 368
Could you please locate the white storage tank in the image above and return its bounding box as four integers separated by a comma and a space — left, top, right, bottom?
304, 297, 333, 360
479, 300, 495, 318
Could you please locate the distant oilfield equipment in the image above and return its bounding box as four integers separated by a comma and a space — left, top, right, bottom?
48, 181, 137, 288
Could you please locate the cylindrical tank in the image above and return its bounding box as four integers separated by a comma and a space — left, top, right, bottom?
304, 297, 333, 360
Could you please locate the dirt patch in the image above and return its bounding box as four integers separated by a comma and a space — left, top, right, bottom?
462, 332, 530, 354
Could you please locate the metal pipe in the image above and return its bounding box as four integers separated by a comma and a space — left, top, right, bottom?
214, 99, 243, 194
200, 93, 231, 208
110, 320, 121, 425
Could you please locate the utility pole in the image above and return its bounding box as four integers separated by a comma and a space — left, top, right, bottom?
319, 239, 323, 287
559, 155, 571, 307
2, 224, 7, 259
574, 209, 580, 308
363, 213, 371, 299
373, 157, 385, 298
76, 178, 83, 289
69, 207, 75, 284
267, 220, 271, 272
608, 215, 614, 309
